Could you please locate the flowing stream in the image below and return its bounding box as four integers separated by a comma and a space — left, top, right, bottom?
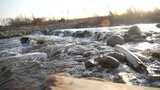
0, 23, 160, 89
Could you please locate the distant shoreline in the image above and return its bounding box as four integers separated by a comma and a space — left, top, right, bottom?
0, 14, 160, 39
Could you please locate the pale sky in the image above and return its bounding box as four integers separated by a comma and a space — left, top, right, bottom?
0, 0, 160, 19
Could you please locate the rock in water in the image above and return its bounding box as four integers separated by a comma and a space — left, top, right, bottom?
20, 37, 30, 46
124, 26, 145, 42
115, 45, 147, 72
147, 60, 160, 80
107, 52, 126, 63
156, 24, 160, 28
107, 35, 125, 47
72, 31, 92, 38
128, 26, 142, 35
95, 56, 120, 69
84, 60, 95, 69
118, 72, 148, 85
150, 49, 160, 59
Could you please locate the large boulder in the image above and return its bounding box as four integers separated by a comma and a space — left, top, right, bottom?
107, 35, 125, 47
124, 26, 146, 42
94, 56, 120, 69
128, 26, 142, 35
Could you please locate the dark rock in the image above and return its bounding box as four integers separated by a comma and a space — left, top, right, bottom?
156, 24, 160, 28
95, 56, 120, 69
128, 26, 142, 35
83, 30, 92, 37
52, 31, 62, 36
72, 31, 92, 38
103, 32, 113, 41
107, 52, 126, 63
20, 37, 30, 45
82, 50, 99, 57
83, 52, 91, 57
36, 39, 46, 45
145, 32, 152, 37
66, 45, 88, 56
151, 52, 160, 59
124, 26, 146, 42
145, 48, 160, 59
107, 35, 125, 47
94, 32, 104, 41
84, 61, 95, 68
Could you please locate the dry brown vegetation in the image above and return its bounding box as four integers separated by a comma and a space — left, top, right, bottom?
0, 8, 160, 27
0, 8, 160, 38
112, 8, 160, 25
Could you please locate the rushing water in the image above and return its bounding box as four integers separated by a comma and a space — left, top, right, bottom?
0, 23, 160, 89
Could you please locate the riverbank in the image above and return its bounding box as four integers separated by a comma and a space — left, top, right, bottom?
45, 74, 160, 90
1, 15, 160, 39
0, 16, 110, 39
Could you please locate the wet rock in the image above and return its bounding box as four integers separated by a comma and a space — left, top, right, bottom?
66, 45, 90, 56
115, 45, 147, 73
147, 60, 160, 80
52, 31, 63, 36
84, 60, 95, 69
95, 56, 120, 69
82, 50, 99, 57
72, 31, 92, 38
156, 24, 160, 28
63, 31, 73, 37
107, 52, 126, 63
41, 45, 64, 59
128, 26, 142, 35
107, 35, 125, 47
118, 72, 149, 85
135, 53, 150, 63
145, 32, 152, 37
124, 26, 146, 42
20, 37, 30, 45
103, 32, 113, 41
144, 48, 160, 59
83, 52, 92, 57
94, 32, 104, 41
151, 52, 160, 59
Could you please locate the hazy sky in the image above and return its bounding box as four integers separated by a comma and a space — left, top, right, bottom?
0, 0, 160, 19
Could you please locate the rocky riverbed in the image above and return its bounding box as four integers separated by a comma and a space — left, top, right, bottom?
0, 23, 160, 90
